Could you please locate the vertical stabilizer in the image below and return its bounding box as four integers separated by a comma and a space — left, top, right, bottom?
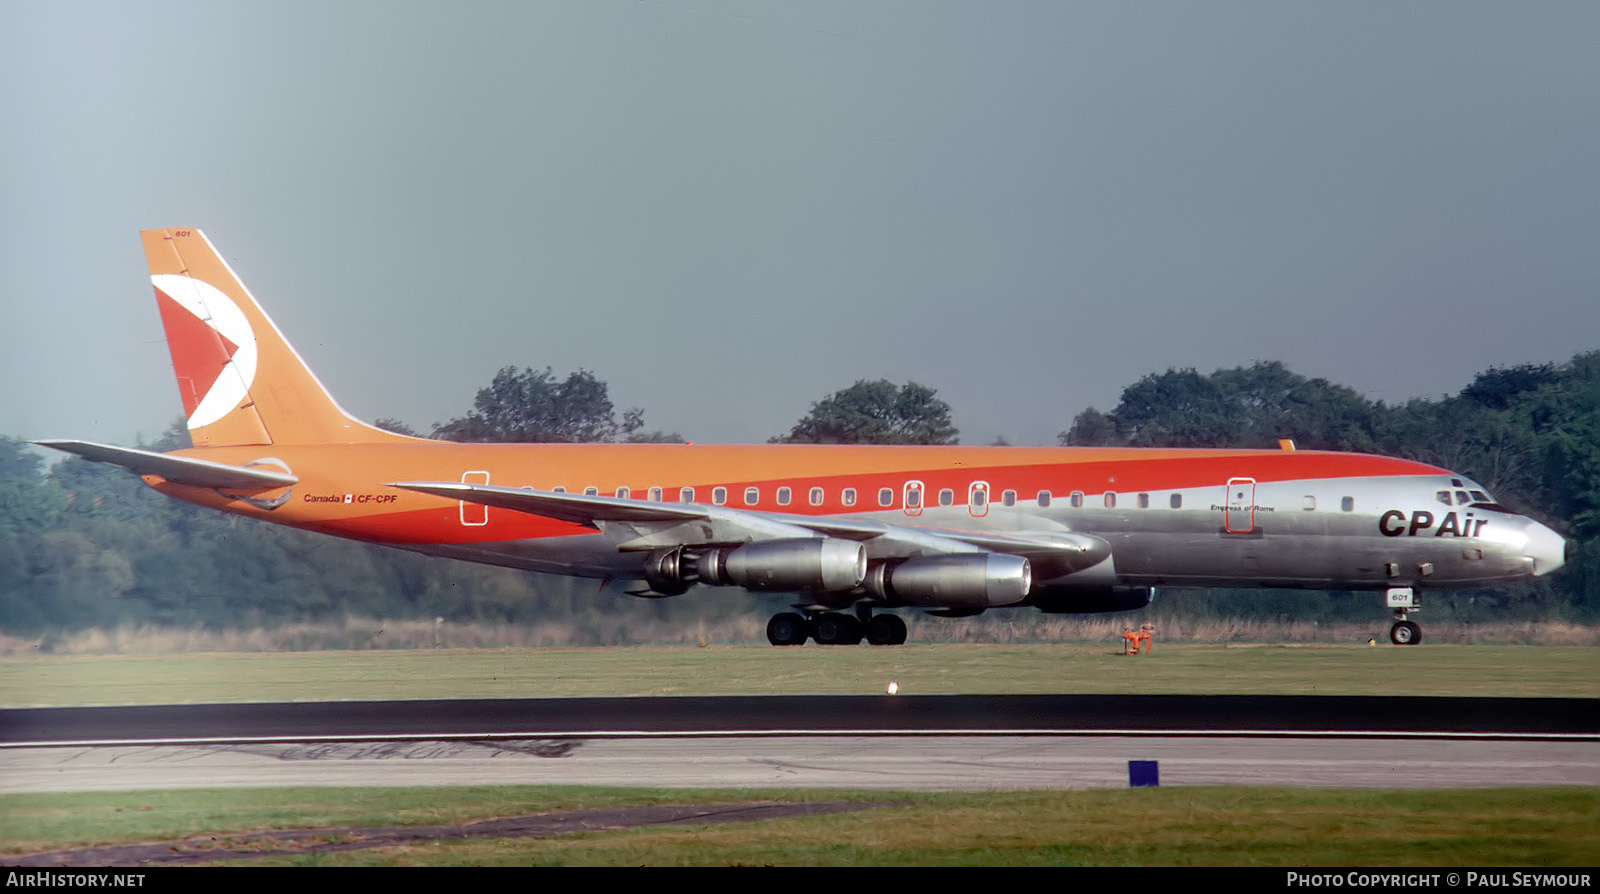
142, 228, 417, 447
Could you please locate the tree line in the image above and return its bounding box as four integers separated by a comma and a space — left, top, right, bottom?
1, 352, 1594, 636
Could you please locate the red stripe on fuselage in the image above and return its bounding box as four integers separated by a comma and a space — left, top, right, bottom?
303, 505, 591, 545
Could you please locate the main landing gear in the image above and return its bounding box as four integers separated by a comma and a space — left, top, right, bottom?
766, 608, 908, 646
1386, 587, 1423, 646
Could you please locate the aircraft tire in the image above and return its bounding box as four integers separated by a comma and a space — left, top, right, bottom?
1389, 620, 1422, 646
812, 613, 863, 646
767, 613, 810, 646
866, 614, 908, 646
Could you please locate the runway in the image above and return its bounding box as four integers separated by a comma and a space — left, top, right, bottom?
2, 695, 1595, 793
4, 735, 1596, 793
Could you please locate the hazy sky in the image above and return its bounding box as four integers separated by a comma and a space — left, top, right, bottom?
4, 2, 1597, 448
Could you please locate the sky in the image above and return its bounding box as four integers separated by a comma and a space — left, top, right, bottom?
4, 1, 1597, 449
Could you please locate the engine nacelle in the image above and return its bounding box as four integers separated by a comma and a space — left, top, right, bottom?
1029, 584, 1155, 614
866, 553, 1032, 609
642, 547, 692, 596
692, 538, 866, 593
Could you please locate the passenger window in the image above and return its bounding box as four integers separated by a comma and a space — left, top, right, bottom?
552, 486, 566, 494
777, 487, 791, 506
809, 487, 824, 506
745, 486, 759, 505
903, 481, 925, 516
878, 488, 893, 507
971, 487, 987, 507
1070, 491, 1084, 508
1302, 495, 1316, 511
1104, 492, 1116, 509
615, 486, 631, 500
1002, 489, 1016, 507
648, 487, 663, 502
1138, 493, 1150, 509
938, 488, 954, 507
680, 487, 694, 503
842, 488, 857, 507
1341, 496, 1354, 512
1037, 490, 1051, 507
1169, 493, 1182, 509
584, 486, 597, 496
712, 487, 727, 505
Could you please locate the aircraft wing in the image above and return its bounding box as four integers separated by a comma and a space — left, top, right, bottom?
34, 440, 298, 490
390, 480, 1108, 572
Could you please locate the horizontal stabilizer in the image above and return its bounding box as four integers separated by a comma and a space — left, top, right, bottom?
34, 440, 298, 490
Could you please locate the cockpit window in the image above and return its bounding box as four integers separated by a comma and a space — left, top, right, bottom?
1455, 490, 1470, 505
1470, 490, 1490, 503
1436, 491, 1452, 506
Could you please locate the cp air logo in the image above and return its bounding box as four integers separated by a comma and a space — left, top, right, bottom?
151, 274, 258, 429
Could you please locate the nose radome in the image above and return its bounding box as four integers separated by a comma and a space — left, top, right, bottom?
1526, 523, 1568, 576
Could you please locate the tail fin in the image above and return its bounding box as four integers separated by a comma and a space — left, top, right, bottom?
142, 227, 418, 447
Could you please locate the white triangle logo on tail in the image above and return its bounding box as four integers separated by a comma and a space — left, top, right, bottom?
150, 273, 259, 430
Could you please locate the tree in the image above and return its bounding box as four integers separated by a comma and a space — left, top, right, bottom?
776, 380, 958, 445
1462, 363, 1560, 411
433, 366, 646, 443
374, 418, 424, 438
0, 437, 44, 482
1060, 362, 1381, 450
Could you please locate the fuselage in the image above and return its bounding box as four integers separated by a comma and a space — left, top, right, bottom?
150, 440, 1567, 597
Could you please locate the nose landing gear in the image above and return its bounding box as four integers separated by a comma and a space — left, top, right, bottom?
1389, 619, 1422, 645
1386, 587, 1423, 646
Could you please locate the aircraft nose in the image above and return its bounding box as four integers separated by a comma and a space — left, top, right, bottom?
1525, 522, 1568, 577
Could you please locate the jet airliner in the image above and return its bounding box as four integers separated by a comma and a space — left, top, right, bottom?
39, 228, 1572, 646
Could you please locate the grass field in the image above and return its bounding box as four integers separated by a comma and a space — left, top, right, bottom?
3, 785, 1596, 866
1, 643, 1595, 707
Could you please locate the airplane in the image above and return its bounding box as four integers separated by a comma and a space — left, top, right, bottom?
38, 228, 1572, 647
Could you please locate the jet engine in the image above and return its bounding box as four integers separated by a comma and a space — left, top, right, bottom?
864, 553, 1032, 609
645, 538, 867, 595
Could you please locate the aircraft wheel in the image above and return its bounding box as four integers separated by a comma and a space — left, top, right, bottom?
767, 612, 809, 646
866, 614, 908, 646
812, 613, 863, 645
1389, 620, 1422, 646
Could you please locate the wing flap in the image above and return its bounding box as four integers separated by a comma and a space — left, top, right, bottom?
388, 482, 714, 529
35, 440, 298, 490
934, 529, 1108, 560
